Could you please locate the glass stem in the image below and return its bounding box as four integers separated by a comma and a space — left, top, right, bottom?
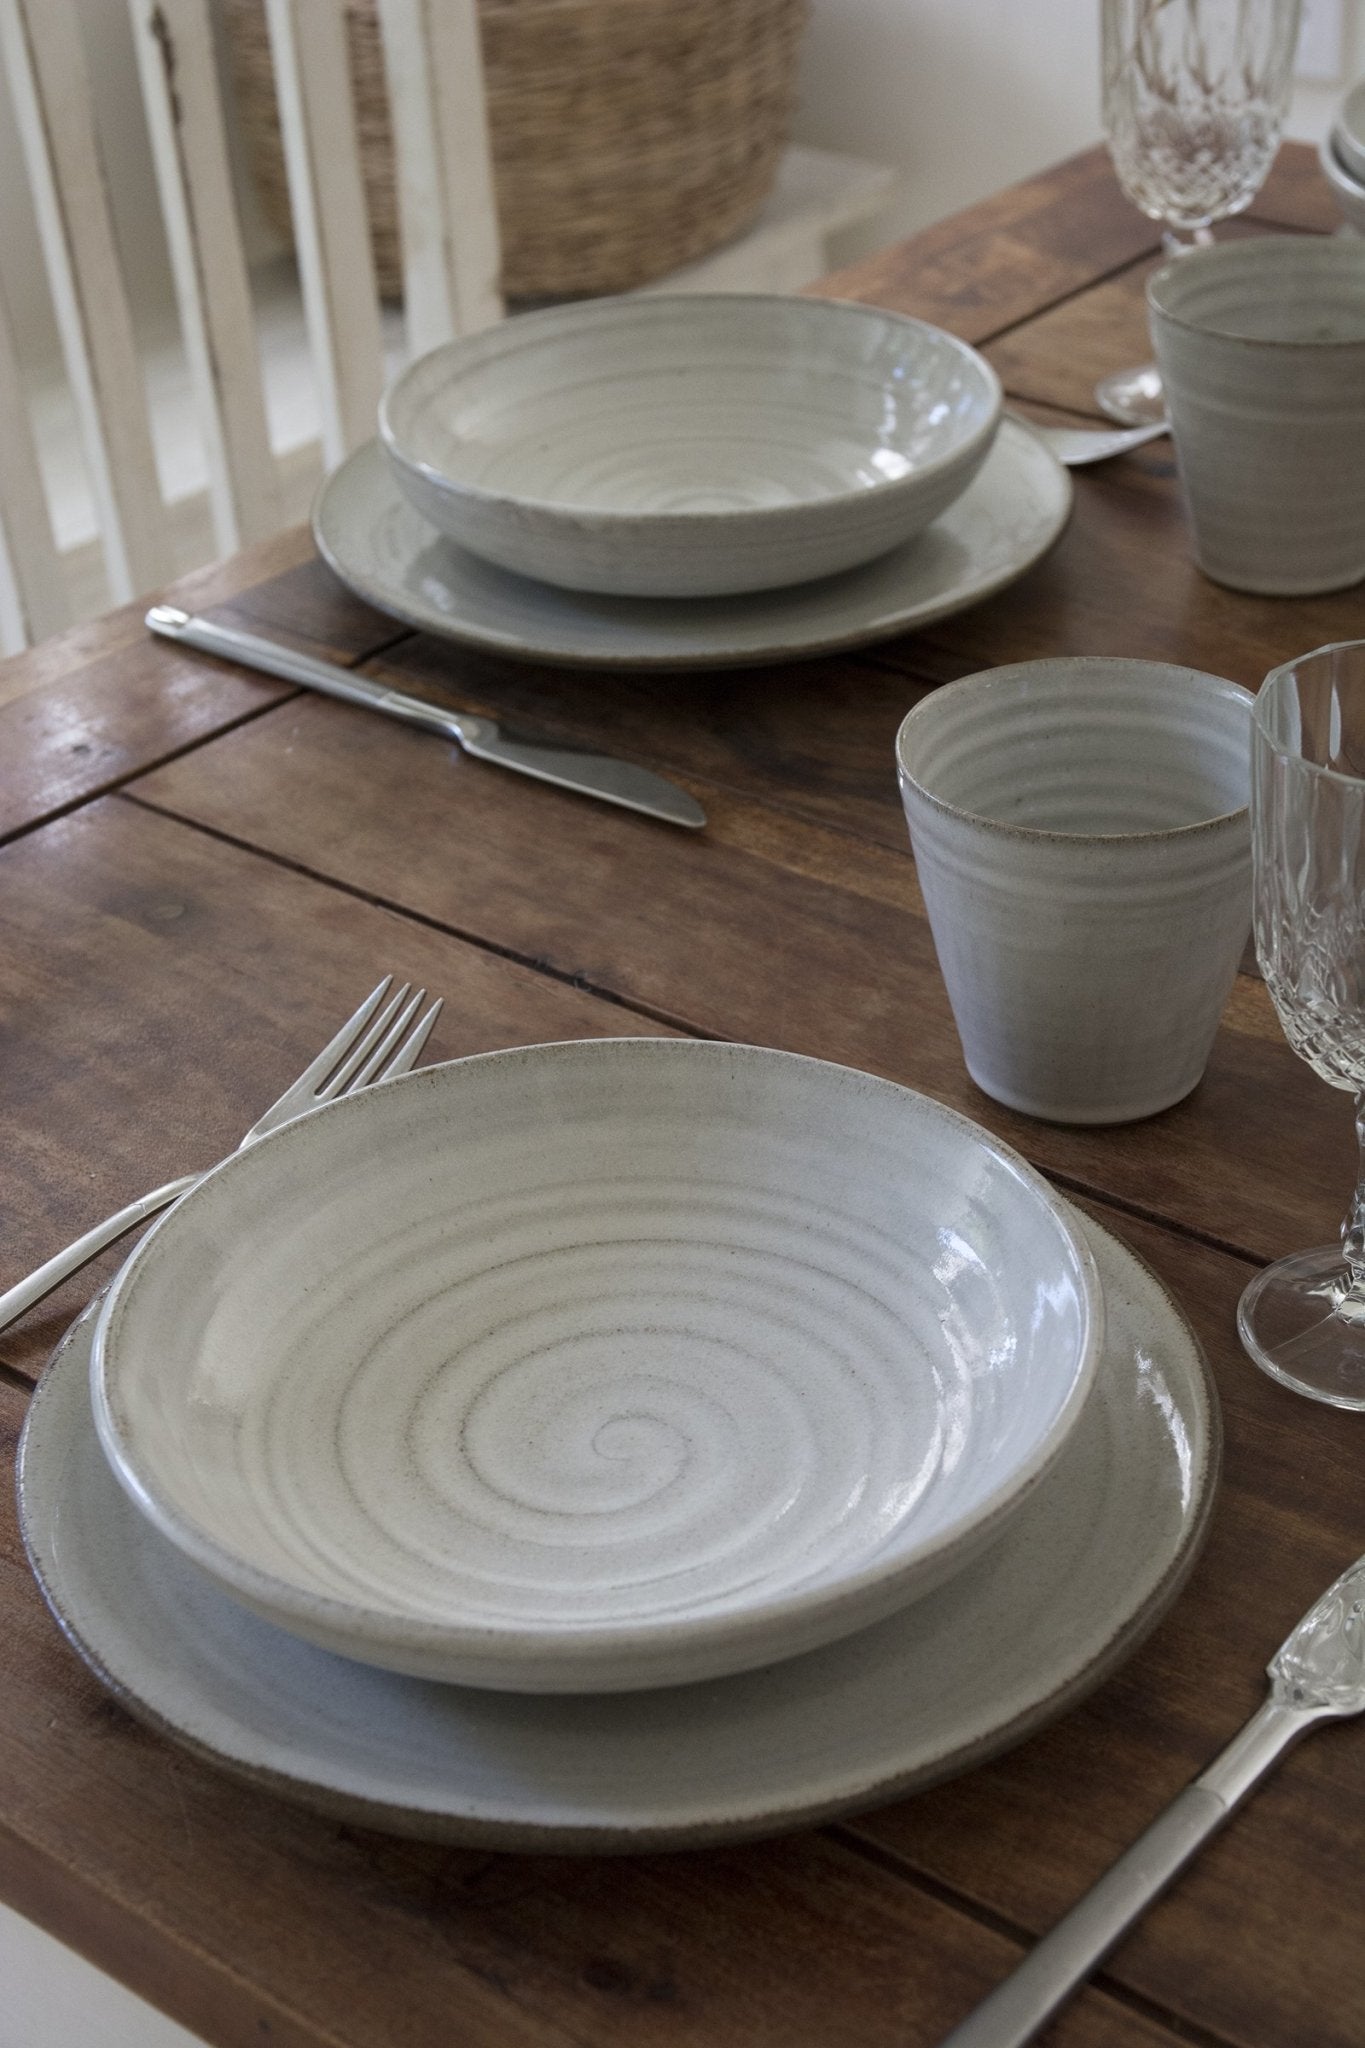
1340, 1092, 1365, 1321
1161, 224, 1216, 255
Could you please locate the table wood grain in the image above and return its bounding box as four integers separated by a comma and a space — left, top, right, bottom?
1, 141, 1361, 2048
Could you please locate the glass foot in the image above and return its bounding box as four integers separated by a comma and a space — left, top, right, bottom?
1238, 1245, 1365, 1410
1094, 362, 1166, 427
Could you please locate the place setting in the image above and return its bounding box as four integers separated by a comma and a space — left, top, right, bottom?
16, 1028, 1217, 1853
309, 291, 1075, 671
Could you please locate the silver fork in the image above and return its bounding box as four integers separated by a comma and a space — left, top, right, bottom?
0, 976, 442, 1336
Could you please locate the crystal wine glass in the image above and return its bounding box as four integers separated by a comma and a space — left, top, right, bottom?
1097, 0, 1303, 425
1238, 641, 1365, 1409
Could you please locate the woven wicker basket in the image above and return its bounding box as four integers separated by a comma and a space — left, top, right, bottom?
223, 0, 809, 301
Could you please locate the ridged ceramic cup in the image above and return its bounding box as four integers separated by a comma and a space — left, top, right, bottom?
896, 658, 1255, 1124
1147, 236, 1365, 595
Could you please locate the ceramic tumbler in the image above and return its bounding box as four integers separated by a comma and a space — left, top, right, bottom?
896, 658, 1255, 1124
1147, 236, 1365, 595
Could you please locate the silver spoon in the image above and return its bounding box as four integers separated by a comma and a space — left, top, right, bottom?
1095, 361, 1168, 427
937, 1547, 1365, 2047
1006, 411, 1171, 465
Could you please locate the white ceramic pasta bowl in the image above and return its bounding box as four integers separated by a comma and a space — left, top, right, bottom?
91, 1039, 1102, 1694
378, 295, 1002, 597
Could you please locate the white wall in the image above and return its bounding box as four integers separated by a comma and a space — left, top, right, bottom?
792, 0, 1105, 250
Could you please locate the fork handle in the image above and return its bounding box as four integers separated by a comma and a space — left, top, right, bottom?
0, 1176, 198, 1335
938, 1701, 1313, 2048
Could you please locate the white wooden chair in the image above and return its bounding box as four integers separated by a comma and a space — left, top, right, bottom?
0, 0, 896, 658
0, 0, 501, 654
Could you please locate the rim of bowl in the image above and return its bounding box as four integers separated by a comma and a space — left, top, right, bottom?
895, 658, 1255, 845
1147, 231, 1365, 348
1256, 638, 1365, 788
1321, 126, 1365, 199
378, 293, 1004, 529
90, 1037, 1102, 1680
1331, 79, 1365, 177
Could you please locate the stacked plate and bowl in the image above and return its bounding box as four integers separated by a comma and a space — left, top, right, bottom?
311, 293, 1074, 669
20, 1038, 1219, 1850
1322, 79, 1365, 234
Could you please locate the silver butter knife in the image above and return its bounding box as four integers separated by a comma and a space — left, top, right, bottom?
146, 606, 706, 830
940, 1550, 1365, 2048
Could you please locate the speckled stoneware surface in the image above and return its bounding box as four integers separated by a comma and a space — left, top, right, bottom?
378, 295, 1001, 597
20, 1210, 1217, 1852
312, 422, 1071, 670
897, 658, 1254, 1125
89, 1041, 1101, 1694
1148, 236, 1365, 595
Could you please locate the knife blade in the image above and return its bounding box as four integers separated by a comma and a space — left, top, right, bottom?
146, 606, 706, 830
937, 1549, 1365, 2048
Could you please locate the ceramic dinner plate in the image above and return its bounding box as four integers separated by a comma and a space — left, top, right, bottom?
312, 420, 1071, 671
19, 1209, 1217, 1852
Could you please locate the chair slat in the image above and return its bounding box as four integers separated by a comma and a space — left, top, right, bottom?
129, 0, 283, 553
0, 0, 169, 603
0, 278, 68, 655
377, 0, 503, 359
262, 0, 385, 467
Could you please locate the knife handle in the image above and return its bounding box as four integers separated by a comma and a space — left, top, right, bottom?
938, 1700, 1310, 2048
146, 607, 462, 741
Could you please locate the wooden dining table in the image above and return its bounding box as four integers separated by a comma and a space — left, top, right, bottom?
2, 138, 1363, 2048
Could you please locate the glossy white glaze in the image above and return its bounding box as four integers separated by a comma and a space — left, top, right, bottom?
379, 295, 1001, 596
22, 1209, 1216, 1850
90, 1040, 1100, 1692
312, 425, 1071, 671
897, 658, 1254, 1124
1148, 236, 1365, 594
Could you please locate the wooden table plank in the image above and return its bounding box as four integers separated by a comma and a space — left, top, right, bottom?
127, 695, 1355, 1271
0, 536, 403, 846
846, 1201, 1365, 2048
344, 453, 1362, 857
1248, 140, 1344, 233
812, 142, 1332, 349
983, 224, 1290, 420
0, 798, 676, 1379
812, 147, 1161, 342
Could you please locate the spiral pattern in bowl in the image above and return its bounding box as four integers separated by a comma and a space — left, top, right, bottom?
93, 1040, 1100, 1691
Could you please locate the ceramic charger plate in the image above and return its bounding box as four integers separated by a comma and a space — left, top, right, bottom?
20, 1208, 1217, 1851
312, 421, 1071, 670
88, 1042, 1101, 1693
